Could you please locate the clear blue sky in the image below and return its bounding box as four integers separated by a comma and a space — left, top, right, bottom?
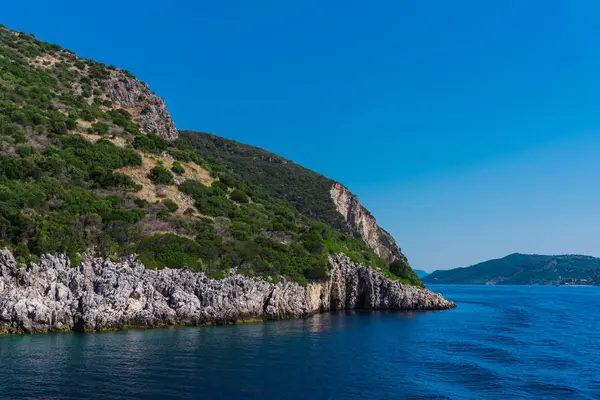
4, 1, 600, 270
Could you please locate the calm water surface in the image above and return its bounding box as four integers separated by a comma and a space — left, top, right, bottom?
1, 285, 599, 399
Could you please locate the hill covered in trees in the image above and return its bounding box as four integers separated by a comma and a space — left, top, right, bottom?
0, 24, 422, 287
423, 253, 600, 285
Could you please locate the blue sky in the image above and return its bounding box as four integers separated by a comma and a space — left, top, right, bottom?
4, 1, 600, 270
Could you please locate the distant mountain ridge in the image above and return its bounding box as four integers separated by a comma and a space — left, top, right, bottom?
423, 253, 600, 285
413, 269, 429, 278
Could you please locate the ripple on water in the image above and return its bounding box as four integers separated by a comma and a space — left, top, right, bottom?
1, 286, 599, 399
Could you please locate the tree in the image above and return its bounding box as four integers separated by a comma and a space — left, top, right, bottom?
230, 189, 249, 203
171, 161, 184, 175
89, 121, 109, 135
389, 259, 423, 287
149, 164, 174, 185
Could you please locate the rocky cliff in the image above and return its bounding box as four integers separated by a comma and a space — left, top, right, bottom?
104, 73, 178, 140
330, 183, 405, 263
0, 251, 454, 334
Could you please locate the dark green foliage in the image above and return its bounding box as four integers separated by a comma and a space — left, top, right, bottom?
171, 161, 184, 174
178, 179, 206, 197
87, 61, 110, 81
89, 121, 109, 135
18, 144, 34, 157
137, 234, 203, 270
168, 148, 201, 164
179, 180, 236, 217
158, 210, 171, 218
230, 189, 248, 203
106, 109, 140, 135
163, 198, 179, 212
178, 131, 347, 231
133, 132, 169, 153
389, 259, 423, 287
149, 164, 174, 185
302, 232, 325, 254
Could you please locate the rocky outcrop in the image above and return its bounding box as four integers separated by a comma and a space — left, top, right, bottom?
104, 73, 178, 140
330, 182, 405, 263
0, 251, 454, 334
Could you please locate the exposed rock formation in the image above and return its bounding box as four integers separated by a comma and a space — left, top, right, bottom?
330, 183, 405, 263
104, 73, 178, 140
0, 251, 454, 334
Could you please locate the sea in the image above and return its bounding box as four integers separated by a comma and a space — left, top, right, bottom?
1, 285, 599, 399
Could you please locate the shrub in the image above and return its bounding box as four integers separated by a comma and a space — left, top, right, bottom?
230, 189, 249, 203
171, 161, 184, 174
89, 121, 109, 135
389, 259, 423, 287
163, 198, 178, 212
158, 210, 170, 218
179, 179, 206, 197
133, 133, 169, 153
149, 164, 174, 185
168, 149, 201, 165
137, 234, 204, 270
301, 232, 324, 254
17, 144, 34, 158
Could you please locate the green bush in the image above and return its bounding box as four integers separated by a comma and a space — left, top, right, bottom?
137, 234, 204, 270
133, 133, 169, 153
149, 164, 174, 185
89, 121, 109, 135
230, 189, 249, 203
17, 144, 34, 158
301, 232, 324, 254
163, 198, 179, 212
171, 161, 184, 174
389, 259, 423, 287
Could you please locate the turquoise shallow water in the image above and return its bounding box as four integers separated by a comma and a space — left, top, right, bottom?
1, 285, 599, 399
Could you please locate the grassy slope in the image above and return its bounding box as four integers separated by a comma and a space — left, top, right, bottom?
0, 24, 423, 286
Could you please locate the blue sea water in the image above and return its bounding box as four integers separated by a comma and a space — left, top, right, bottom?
1, 285, 599, 399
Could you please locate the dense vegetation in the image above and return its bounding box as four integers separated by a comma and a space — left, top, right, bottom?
0, 24, 423, 287
178, 131, 348, 231
423, 253, 600, 285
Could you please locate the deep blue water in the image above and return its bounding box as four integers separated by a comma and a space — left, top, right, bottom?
1, 285, 599, 399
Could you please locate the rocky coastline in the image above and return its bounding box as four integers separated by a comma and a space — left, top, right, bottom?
0, 250, 455, 334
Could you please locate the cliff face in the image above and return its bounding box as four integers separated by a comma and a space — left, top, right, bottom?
330, 183, 405, 263
0, 251, 454, 334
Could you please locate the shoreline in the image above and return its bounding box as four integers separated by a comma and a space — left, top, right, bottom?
0, 251, 455, 335
0, 308, 454, 336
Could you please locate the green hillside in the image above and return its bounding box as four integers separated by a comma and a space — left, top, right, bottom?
423, 253, 600, 285
0, 24, 422, 287
178, 130, 347, 232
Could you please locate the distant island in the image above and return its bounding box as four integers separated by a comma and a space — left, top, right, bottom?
423, 253, 600, 286
413, 269, 429, 279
